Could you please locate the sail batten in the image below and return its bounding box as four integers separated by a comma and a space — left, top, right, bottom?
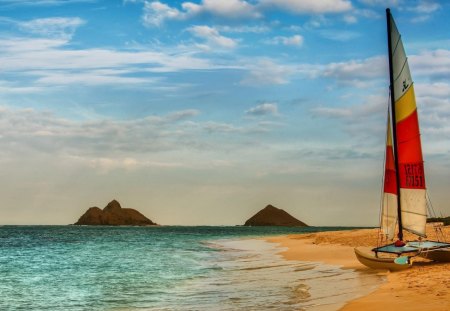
393, 59, 408, 82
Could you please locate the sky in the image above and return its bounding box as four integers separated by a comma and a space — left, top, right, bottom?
0, 0, 449, 226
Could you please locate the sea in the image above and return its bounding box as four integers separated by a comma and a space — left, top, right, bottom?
0, 226, 384, 311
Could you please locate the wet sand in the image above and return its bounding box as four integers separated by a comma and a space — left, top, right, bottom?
267, 226, 450, 311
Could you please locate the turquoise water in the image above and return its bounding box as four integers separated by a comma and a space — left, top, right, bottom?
0, 226, 381, 310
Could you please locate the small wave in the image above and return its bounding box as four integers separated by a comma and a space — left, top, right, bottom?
186, 238, 385, 311
294, 283, 312, 299
238, 263, 292, 271
294, 264, 317, 271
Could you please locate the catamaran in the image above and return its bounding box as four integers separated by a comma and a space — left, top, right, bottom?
354, 8, 450, 271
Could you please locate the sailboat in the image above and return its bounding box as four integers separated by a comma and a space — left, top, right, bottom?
354, 8, 450, 271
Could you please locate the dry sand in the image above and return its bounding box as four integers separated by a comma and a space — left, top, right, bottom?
267, 226, 450, 311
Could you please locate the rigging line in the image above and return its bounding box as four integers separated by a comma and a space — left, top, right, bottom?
426, 191, 438, 218
426, 192, 447, 242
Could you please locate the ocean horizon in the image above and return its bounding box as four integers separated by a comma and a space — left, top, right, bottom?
0, 226, 382, 310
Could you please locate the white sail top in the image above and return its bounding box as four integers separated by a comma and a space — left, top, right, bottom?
390, 17, 413, 102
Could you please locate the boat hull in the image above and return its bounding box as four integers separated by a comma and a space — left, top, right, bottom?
419, 249, 450, 262
354, 247, 411, 271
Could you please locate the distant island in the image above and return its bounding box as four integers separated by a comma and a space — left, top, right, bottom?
244, 204, 308, 227
74, 200, 157, 226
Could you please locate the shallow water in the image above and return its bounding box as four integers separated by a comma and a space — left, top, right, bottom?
0, 226, 383, 310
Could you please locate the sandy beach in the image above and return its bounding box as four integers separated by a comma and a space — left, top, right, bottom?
267, 226, 450, 311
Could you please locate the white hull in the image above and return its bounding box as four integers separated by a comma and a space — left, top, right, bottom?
354, 247, 411, 271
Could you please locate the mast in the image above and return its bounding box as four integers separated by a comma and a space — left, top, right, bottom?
386, 8, 403, 241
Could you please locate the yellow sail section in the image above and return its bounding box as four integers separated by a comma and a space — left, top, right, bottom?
394, 85, 417, 123
386, 117, 393, 146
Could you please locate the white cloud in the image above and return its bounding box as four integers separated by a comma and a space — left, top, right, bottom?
414, 83, 450, 140
310, 94, 388, 147
0, 105, 286, 178
304, 15, 330, 29
165, 109, 201, 121
0, 37, 223, 87
241, 59, 295, 86
311, 95, 386, 120
358, 0, 402, 6
140, 0, 353, 27
259, 0, 352, 14
410, 15, 431, 23
34, 70, 158, 86
408, 0, 440, 14
217, 25, 270, 33
354, 8, 380, 19
188, 25, 237, 49
322, 56, 386, 81
142, 0, 259, 26
245, 103, 279, 116
358, 0, 440, 25
413, 82, 450, 145
311, 78, 450, 157
18, 17, 85, 39
88, 157, 185, 172
0, 107, 202, 158
0, 37, 68, 52
406, 1, 441, 23
182, 0, 260, 19
410, 49, 450, 78
343, 15, 357, 24
421, 105, 450, 138
142, 1, 184, 26
316, 49, 450, 87
0, 80, 45, 94
415, 82, 450, 98
267, 35, 304, 47
202, 121, 243, 133
89, 157, 139, 171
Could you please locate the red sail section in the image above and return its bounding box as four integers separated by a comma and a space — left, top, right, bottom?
396, 110, 426, 189
384, 145, 397, 194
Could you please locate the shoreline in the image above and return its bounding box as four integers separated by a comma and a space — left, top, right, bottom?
266, 227, 450, 311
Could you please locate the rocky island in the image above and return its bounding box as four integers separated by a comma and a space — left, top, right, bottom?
74, 200, 157, 226
244, 204, 308, 227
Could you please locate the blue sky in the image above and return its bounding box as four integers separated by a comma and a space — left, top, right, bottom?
0, 0, 449, 225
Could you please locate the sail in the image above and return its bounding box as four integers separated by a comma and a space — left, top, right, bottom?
381, 112, 397, 239
389, 13, 427, 237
